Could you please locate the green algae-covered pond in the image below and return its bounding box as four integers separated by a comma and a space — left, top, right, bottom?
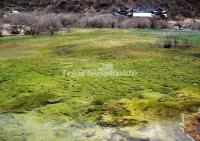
0, 29, 200, 141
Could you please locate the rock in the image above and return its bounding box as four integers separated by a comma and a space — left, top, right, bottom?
150, 124, 194, 141
84, 131, 95, 138
47, 97, 62, 104
184, 112, 200, 141
0, 24, 28, 36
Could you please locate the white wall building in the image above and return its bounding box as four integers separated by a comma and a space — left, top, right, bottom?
133, 13, 153, 17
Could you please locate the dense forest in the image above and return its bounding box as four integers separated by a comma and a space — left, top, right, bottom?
1, 0, 200, 17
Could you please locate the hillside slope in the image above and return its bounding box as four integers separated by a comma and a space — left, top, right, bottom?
2, 0, 200, 17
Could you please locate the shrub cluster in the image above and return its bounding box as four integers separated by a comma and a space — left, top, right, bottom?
2, 12, 172, 33
0, 17, 3, 36
120, 18, 151, 28
39, 14, 62, 35
56, 13, 79, 28
190, 22, 200, 30
80, 14, 117, 28
157, 31, 193, 48
0, 23, 2, 36
0, 11, 5, 19
150, 18, 169, 29
2, 12, 199, 36
2, 13, 63, 35
120, 17, 170, 29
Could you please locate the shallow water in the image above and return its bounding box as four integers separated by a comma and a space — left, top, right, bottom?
0, 113, 194, 141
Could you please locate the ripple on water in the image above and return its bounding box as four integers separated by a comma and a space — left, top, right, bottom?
0, 113, 194, 141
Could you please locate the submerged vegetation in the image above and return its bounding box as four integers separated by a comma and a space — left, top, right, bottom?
0, 29, 200, 140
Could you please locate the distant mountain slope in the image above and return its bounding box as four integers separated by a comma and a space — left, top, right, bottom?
3, 0, 135, 10
2, 0, 200, 17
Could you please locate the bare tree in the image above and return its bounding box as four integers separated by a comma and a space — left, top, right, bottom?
0, 11, 5, 19
120, 18, 151, 29
2, 13, 39, 35
0, 21, 2, 36
56, 13, 78, 28
39, 14, 62, 35
2, 13, 63, 36
190, 22, 200, 30
80, 14, 117, 28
